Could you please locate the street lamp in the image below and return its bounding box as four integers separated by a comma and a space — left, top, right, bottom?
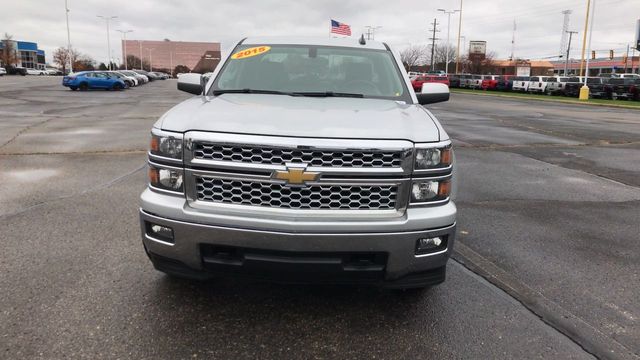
580, 0, 596, 100
116, 29, 133, 70
148, 48, 155, 72
64, 0, 73, 74
438, 8, 460, 74
455, 0, 464, 74
97, 15, 117, 70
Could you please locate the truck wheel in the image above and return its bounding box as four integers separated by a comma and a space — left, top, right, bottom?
79, 83, 88, 91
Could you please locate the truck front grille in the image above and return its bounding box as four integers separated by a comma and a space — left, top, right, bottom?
193, 143, 404, 168
195, 177, 398, 210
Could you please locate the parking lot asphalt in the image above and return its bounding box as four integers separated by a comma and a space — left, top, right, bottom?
1, 77, 638, 359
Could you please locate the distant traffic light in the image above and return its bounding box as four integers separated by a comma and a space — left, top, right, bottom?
609, 50, 614, 59
591, 50, 596, 59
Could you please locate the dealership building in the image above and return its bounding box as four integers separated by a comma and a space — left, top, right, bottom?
551, 56, 640, 75
0, 40, 46, 69
121, 39, 221, 73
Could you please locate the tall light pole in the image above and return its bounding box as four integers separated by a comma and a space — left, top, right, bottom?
97, 15, 117, 70
64, 0, 73, 74
148, 48, 155, 72
138, 40, 143, 69
580, 0, 596, 100
438, 8, 460, 74
455, 0, 464, 74
116, 30, 133, 70
578, 0, 591, 77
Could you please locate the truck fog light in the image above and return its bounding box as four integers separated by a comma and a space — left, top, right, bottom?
148, 165, 184, 193
416, 236, 446, 254
411, 180, 451, 203
145, 222, 174, 243
411, 181, 438, 201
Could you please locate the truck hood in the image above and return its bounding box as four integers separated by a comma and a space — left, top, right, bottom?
158, 94, 442, 142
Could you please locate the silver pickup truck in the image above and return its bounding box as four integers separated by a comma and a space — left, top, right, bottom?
140, 36, 456, 289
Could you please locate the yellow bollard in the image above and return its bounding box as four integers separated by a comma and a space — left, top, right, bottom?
579, 85, 590, 100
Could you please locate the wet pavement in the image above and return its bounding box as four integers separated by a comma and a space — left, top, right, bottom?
1, 77, 638, 359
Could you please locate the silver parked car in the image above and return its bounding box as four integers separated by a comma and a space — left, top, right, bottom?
546, 76, 572, 95
139, 36, 457, 289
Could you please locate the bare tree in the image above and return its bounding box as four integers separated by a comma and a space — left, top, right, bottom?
433, 43, 457, 72
52, 47, 81, 74
73, 54, 96, 71
463, 51, 497, 74
126, 54, 149, 70
400, 45, 429, 71
1, 33, 19, 67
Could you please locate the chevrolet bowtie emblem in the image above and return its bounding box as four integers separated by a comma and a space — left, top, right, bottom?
274, 164, 319, 185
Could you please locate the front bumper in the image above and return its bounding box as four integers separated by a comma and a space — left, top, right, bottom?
139, 189, 457, 288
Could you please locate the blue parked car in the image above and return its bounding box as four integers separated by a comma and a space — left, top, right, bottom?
62, 71, 127, 91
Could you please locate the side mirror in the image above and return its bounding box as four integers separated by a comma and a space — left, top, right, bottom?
177, 73, 203, 95
416, 82, 450, 105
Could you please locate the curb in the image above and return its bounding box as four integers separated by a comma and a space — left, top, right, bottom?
450, 89, 640, 110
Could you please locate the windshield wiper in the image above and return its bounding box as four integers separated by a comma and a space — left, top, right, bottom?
212, 89, 301, 96
293, 91, 364, 98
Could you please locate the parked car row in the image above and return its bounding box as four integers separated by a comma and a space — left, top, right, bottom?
61, 69, 170, 91
447, 73, 640, 101
0, 66, 64, 76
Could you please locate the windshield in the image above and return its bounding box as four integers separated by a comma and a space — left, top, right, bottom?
211, 44, 410, 101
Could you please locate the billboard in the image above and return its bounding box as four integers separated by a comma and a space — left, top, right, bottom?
469, 41, 487, 55
636, 19, 640, 51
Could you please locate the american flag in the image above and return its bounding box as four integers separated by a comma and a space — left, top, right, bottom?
331, 19, 351, 36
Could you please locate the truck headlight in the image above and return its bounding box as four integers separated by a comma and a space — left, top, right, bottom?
414, 146, 452, 170
150, 130, 183, 159
149, 164, 184, 193
411, 179, 450, 203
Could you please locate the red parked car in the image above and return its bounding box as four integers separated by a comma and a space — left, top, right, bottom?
481, 75, 502, 90
411, 75, 450, 91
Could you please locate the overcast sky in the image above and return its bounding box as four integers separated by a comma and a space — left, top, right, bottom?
2, 0, 639, 66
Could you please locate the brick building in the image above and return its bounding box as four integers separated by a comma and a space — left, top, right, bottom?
122, 39, 220, 73
488, 59, 555, 76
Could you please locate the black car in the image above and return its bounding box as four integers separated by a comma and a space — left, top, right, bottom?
5, 65, 27, 76
448, 74, 461, 88
564, 77, 603, 97
496, 75, 516, 91
605, 78, 640, 100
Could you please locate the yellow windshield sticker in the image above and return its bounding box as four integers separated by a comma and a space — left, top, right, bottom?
231, 46, 271, 59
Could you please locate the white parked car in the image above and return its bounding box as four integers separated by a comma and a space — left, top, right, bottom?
511, 76, 531, 92
120, 70, 148, 84
26, 68, 46, 75
528, 76, 555, 94
110, 71, 139, 86
0, 67, 6, 76
610, 73, 640, 79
